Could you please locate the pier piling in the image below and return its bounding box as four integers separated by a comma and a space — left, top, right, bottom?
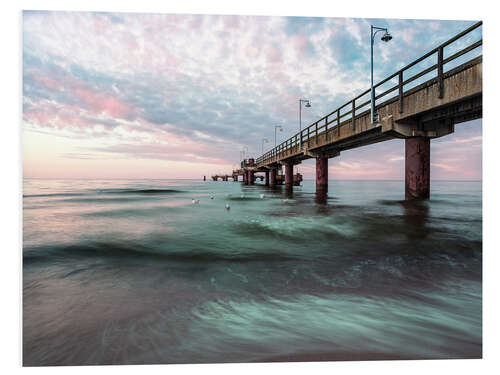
405, 137, 430, 200
270, 168, 277, 187
284, 163, 293, 189
316, 157, 328, 195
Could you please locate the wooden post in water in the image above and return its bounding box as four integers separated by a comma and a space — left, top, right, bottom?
270, 168, 277, 187
316, 157, 328, 195
284, 163, 293, 189
405, 137, 430, 200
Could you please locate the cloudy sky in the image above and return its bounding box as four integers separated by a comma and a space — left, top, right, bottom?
22, 11, 482, 180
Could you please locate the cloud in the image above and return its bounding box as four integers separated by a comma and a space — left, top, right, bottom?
22, 12, 482, 178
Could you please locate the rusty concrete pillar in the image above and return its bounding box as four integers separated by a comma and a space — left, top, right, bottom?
316, 157, 328, 194
265, 171, 270, 186
270, 168, 277, 187
405, 137, 430, 200
284, 163, 293, 189
249, 170, 255, 185
243, 170, 247, 184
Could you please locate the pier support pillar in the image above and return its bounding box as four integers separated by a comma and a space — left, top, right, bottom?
284, 163, 293, 189
249, 170, 255, 185
316, 157, 328, 194
243, 170, 248, 185
270, 168, 277, 187
265, 171, 270, 186
405, 137, 430, 200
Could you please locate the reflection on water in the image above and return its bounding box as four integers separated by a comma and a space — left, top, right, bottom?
402, 200, 431, 240
315, 191, 328, 205
23, 178, 482, 366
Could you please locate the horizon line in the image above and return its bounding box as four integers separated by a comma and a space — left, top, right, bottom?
22, 177, 483, 182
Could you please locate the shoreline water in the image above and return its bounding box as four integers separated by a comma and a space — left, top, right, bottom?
23, 178, 482, 366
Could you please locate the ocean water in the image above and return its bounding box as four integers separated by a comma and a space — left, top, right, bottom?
22, 178, 482, 366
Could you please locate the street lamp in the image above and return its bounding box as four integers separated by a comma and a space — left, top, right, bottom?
261, 138, 269, 153
274, 125, 283, 147
371, 25, 392, 124
299, 99, 311, 148
241, 146, 249, 163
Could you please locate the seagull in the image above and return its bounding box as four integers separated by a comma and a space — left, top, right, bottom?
192, 199, 200, 204
260, 194, 265, 199
210, 194, 214, 199
225, 204, 230, 210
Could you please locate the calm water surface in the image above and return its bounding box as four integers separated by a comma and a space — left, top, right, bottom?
23, 178, 482, 365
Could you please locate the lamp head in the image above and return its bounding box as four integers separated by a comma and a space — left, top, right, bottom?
305, 101, 311, 108
381, 32, 392, 42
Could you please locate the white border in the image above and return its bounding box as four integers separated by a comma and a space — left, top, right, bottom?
2, 1, 498, 374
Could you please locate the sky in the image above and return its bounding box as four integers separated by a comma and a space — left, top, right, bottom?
22, 11, 482, 180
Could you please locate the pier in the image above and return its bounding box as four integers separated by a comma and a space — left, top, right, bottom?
227, 158, 303, 187
214, 22, 482, 200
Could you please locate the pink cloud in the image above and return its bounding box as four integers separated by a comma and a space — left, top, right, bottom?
73, 88, 135, 118
292, 34, 310, 57
266, 47, 282, 64
224, 15, 240, 30
32, 74, 62, 91
92, 14, 114, 34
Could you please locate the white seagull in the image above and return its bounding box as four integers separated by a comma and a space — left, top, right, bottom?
225, 204, 230, 210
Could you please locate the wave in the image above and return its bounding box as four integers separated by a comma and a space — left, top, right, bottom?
23, 188, 184, 199
225, 196, 270, 201
94, 188, 185, 195
188, 289, 481, 362
23, 192, 85, 198
22, 241, 303, 265
126, 189, 184, 194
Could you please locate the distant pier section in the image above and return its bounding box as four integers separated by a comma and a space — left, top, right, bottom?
212, 158, 303, 186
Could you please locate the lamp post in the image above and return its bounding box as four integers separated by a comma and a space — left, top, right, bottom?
299, 99, 311, 148
274, 125, 283, 147
261, 138, 269, 153
371, 25, 392, 124
241, 146, 249, 164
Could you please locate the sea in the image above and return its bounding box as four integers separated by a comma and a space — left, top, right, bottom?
22, 178, 482, 366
